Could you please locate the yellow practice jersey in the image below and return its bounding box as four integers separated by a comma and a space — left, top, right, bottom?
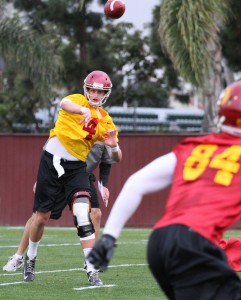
49, 94, 118, 161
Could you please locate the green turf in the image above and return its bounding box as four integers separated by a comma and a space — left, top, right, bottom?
0, 227, 241, 300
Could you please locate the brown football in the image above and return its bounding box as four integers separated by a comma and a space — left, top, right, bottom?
104, 0, 126, 19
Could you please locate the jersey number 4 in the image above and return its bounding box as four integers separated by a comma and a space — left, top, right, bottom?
183, 145, 241, 186
83, 119, 98, 140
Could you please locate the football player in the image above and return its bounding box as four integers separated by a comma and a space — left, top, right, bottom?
3, 141, 116, 273
21, 70, 122, 286
88, 80, 241, 299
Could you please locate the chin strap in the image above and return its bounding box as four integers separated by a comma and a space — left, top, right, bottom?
214, 115, 225, 133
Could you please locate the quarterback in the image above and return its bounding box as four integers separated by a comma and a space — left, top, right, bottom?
22, 70, 122, 287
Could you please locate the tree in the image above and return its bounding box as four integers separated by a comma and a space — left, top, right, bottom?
13, 0, 170, 109
149, 4, 191, 106
149, 5, 179, 90
90, 22, 169, 107
0, 1, 63, 132
220, 0, 241, 78
13, 0, 106, 92
159, 0, 231, 131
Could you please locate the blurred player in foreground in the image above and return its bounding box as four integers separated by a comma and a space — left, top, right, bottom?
88, 80, 241, 299
3, 141, 117, 274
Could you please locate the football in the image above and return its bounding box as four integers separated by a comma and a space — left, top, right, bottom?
104, 0, 126, 19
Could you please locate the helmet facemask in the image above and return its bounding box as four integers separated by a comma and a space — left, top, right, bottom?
83, 85, 111, 107
83, 71, 112, 107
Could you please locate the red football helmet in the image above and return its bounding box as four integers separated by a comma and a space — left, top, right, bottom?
83, 70, 112, 107
217, 80, 241, 134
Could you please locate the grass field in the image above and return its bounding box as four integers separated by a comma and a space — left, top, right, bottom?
1, 227, 241, 300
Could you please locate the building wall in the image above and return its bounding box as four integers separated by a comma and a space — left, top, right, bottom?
1, 133, 240, 229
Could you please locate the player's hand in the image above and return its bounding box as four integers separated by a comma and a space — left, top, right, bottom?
103, 186, 109, 207
103, 129, 117, 147
87, 234, 116, 271
80, 107, 91, 124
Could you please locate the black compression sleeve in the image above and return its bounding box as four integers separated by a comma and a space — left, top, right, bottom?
99, 162, 111, 186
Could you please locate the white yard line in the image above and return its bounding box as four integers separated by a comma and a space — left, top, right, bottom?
0, 264, 147, 287
73, 284, 116, 291
110, 264, 147, 268
0, 264, 147, 278
0, 241, 147, 249
0, 268, 85, 278
0, 281, 26, 286
0, 243, 80, 249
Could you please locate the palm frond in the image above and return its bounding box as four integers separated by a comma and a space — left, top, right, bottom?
159, 0, 231, 87
79, 0, 86, 11
0, 17, 64, 97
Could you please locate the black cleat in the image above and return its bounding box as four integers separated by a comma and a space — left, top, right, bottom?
23, 255, 36, 282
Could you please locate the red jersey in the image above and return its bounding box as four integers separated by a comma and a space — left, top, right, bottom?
219, 238, 241, 272
154, 132, 241, 244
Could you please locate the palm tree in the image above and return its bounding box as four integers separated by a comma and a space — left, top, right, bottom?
0, 1, 64, 132
159, 0, 230, 132
0, 1, 63, 98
